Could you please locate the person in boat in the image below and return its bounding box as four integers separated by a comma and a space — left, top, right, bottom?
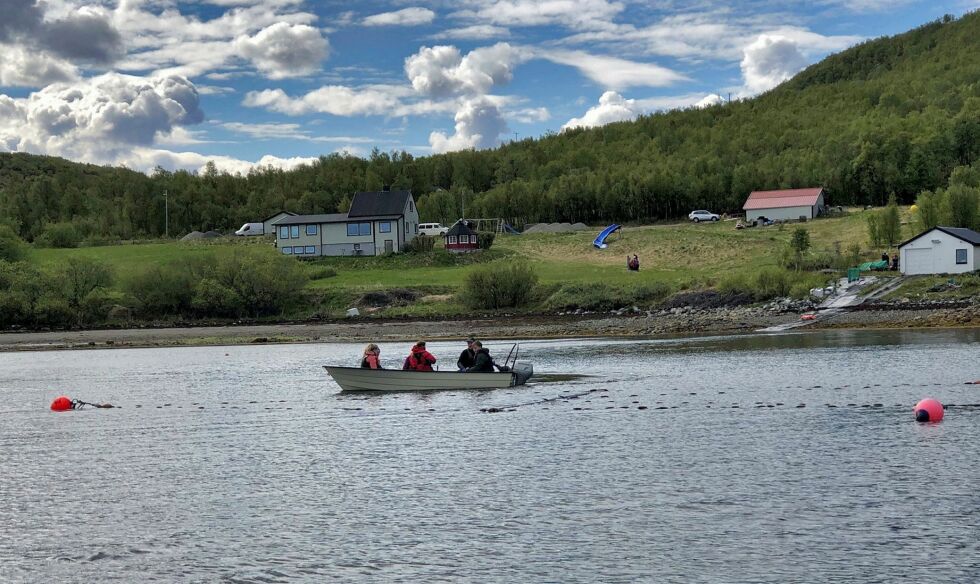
457, 337, 477, 371
403, 341, 437, 372
465, 341, 496, 373
361, 343, 382, 369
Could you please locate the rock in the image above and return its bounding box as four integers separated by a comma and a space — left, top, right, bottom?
346, 308, 360, 317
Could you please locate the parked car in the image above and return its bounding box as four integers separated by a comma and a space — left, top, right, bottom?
235, 222, 264, 236
419, 223, 449, 236
688, 210, 720, 223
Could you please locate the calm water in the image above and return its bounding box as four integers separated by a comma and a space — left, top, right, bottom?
2, 329, 979, 583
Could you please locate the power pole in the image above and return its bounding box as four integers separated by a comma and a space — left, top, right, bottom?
164, 190, 169, 238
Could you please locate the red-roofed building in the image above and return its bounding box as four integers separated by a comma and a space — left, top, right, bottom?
743, 188, 825, 222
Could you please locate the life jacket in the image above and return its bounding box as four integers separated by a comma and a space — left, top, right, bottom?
407, 347, 435, 371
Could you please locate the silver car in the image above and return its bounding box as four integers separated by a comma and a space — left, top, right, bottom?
688, 210, 720, 223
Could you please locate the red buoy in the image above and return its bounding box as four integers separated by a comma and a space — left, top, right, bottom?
914, 398, 944, 423
50, 396, 73, 412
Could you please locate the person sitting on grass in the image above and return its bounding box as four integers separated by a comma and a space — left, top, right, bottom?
403, 341, 437, 372
361, 343, 382, 369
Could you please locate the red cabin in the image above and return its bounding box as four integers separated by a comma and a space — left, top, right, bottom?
444, 220, 480, 252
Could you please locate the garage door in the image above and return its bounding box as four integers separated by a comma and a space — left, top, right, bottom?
904, 248, 933, 275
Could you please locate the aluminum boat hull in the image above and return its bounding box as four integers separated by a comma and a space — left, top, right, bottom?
324, 363, 533, 392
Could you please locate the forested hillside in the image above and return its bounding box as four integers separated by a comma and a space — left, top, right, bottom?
2, 12, 979, 241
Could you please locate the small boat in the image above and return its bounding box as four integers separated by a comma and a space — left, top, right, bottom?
324, 362, 533, 392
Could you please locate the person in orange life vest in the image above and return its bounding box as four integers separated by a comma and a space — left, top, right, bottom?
361, 343, 382, 369
403, 341, 437, 371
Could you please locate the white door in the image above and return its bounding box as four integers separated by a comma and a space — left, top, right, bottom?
904, 248, 933, 275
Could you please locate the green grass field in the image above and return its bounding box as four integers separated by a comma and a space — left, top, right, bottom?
27, 208, 916, 317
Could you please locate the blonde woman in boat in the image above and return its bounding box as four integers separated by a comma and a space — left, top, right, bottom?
361, 343, 382, 369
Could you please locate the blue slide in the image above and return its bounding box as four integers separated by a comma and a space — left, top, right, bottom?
593, 224, 621, 249
502, 222, 521, 234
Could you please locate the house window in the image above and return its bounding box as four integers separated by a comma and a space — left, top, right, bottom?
279, 226, 288, 239
414, 223, 418, 233
290, 226, 299, 238
305, 246, 316, 254
459, 235, 468, 244
353, 243, 361, 250
347, 222, 371, 236
379, 221, 391, 233
306, 224, 318, 236
409, 200, 414, 211
293, 247, 304, 255
448, 236, 457, 244
956, 249, 968, 264
282, 247, 292, 254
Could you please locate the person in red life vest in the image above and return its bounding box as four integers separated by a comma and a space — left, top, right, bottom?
403, 341, 437, 371
361, 343, 382, 369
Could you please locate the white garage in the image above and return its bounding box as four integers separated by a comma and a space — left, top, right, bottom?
898, 226, 980, 275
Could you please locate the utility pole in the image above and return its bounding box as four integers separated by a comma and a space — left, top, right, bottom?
163, 190, 169, 238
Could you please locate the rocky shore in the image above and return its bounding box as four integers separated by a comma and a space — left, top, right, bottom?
0, 296, 976, 352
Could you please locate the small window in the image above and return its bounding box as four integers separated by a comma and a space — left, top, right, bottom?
279, 226, 288, 239
305, 246, 315, 254
359, 222, 371, 236
459, 235, 468, 244
281, 247, 292, 254
293, 247, 304, 255
448, 236, 457, 244
409, 200, 414, 211
353, 243, 361, 250
414, 223, 418, 234
290, 226, 299, 238
379, 221, 391, 233
306, 224, 318, 236
955, 249, 968, 265
347, 223, 358, 236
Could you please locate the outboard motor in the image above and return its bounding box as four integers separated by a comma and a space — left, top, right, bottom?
511, 362, 534, 386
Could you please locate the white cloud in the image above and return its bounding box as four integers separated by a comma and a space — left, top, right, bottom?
362, 7, 436, 27
0, 44, 79, 87
537, 49, 687, 89
405, 43, 526, 97
234, 23, 329, 79
695, 93, 725, 108
562, 91, 639, 130
429, 97, 508, 153
122, 147, 318, 175
508, 107, 551, 123
740, 34, 807, 94
242, 85, 408, 116
451, 0, 623, 31
431, 25, 510, 40
0, 72, 203, 164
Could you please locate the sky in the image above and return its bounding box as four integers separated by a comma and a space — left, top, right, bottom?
0, 0, 975, 175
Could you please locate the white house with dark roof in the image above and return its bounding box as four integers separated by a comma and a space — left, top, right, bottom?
898, 226, 980, 275
743, 188, 825, 221
273, 189, 419, 257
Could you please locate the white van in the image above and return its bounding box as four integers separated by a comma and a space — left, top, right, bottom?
235, 222, 264, 236
419, 223, 448, 236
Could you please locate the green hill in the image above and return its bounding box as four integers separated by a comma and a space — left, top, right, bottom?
2, 12, 980, 241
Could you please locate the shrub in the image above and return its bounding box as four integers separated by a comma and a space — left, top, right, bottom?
191, 278, 243, 316
57, 257, 113, 311
719, 268, 827, 301
409, 234, 435, 253
125, 264, 195, 317
0, 225, 26, 262
477, 231, 495, 250
307, 265, 338, 280
36, 222, 83, 248
464, 260, 538, 309
544, 281, 673, 311
188, 249, 308, 317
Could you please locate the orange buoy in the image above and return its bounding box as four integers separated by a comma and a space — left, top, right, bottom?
914, 398, 944, 423
50, 396, 73, 412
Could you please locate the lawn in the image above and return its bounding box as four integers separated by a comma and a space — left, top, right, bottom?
26, 208, 909, 317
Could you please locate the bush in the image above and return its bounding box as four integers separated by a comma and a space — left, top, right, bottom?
0, 225, 26, 262
307, 265, 337, 280
477, 232, 495, 250
544, 281, 673, 311
718, 268, 825, 301
464, 260, 538, 309
188, 249, 308, 317
57, 257, 113, 311
36, 222, 83, 248
125, 264, 195, 317
408, 234, 435, 253
191, 278, 243, 316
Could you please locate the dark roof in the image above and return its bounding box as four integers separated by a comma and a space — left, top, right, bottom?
261, 210, 296, 223
447, 220, 477, 237
348, 190, 412, 218
275, 213, 350, 225
899, 226, 980, 248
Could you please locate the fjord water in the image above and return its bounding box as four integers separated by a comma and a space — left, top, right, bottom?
2, 329, 979, 583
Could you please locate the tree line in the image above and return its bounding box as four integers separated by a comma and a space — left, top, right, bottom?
2, 13, 979, 243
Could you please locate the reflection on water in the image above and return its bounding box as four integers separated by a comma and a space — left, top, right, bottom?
1, 329, 978, 583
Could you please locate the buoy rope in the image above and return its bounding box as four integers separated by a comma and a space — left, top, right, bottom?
481, 388, 605, 413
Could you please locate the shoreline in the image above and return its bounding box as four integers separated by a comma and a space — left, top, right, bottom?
1, 305, 977, 352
